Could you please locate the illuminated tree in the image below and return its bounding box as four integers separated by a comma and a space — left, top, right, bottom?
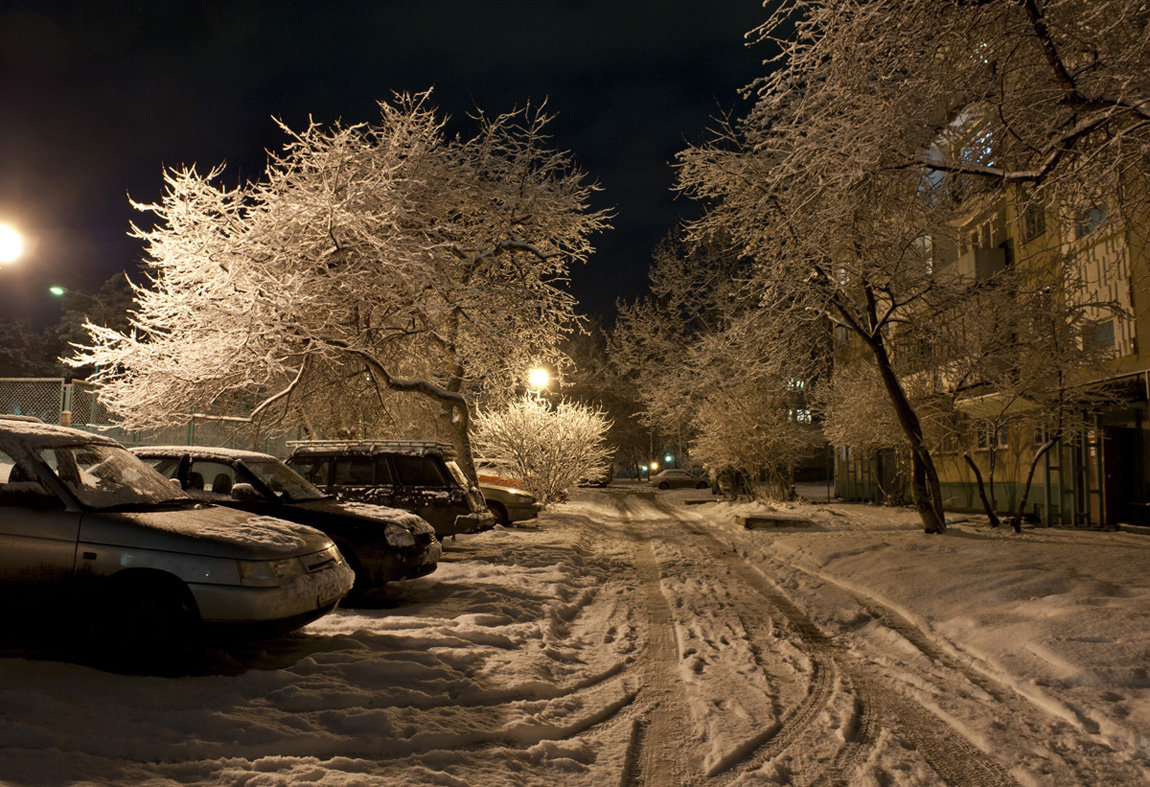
677, 0, 1150, 532
70, 93, 609, 480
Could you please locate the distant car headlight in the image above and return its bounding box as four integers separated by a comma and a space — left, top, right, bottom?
237, 556, 305, 586
385, 522, 416, 548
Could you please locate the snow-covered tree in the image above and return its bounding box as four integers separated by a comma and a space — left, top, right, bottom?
691, 378, 822, 501
69, 92, 609, 480
611, 237, 828, 500
677, 0, 1150, 533
471, 395, 613, 506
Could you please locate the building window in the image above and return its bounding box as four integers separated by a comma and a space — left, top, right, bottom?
912, 235, 934, 275
1075, 204, 1107, 239
1082, 319, 1116, 352
1019, 203, 1046, 242
789, 408, 812, 424
835, 325, 851, 345
976, 422, 1009, 450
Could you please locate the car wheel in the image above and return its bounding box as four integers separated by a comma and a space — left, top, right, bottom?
488, 501, 509, 526
696, 481, 709, 489
658, 481, 670, 490
92, 575, 202, 672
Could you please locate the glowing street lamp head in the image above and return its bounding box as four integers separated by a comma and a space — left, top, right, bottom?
0, 224, 23, 264
527, 367, 550, 390
49, 285, 66, 297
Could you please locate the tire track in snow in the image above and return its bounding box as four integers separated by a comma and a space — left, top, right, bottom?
649, 497, 1019, 786
608, 493, 700, 786
766, 555, 1148, 786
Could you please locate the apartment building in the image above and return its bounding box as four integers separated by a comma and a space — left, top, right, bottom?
835, 186, 1150, 528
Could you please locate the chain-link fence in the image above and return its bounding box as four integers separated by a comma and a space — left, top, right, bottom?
0, 378, 299, 458
0, 378, 66, 423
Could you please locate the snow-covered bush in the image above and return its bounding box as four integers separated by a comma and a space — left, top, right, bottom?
471, 396, 612, 507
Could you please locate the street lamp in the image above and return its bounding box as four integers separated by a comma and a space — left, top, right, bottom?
527, 367, 550, 392
0, 223, 23, 265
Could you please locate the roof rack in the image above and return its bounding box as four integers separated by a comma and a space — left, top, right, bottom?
286, 439, 456, 458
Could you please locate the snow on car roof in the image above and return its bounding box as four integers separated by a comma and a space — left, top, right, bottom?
131, 445, 277, 462
287, 440, 455, 458
0, 418, 122, 449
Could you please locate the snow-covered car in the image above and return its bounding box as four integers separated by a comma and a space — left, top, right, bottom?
648, 468, 709, 490
0, 417, 354, 657
478, 482, 541, 526
576, 467, 613, 487
285, 440, 494, 539
132, 446, 441, 595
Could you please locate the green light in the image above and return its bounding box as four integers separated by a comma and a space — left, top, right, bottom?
49, 286, 66, 297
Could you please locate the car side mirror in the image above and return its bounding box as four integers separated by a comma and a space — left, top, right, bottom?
230, 483, 263, 502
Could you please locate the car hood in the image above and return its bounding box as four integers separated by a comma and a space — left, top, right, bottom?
287, 498, 437, 535
480, 483, 536, 499
81, 504, 335, 560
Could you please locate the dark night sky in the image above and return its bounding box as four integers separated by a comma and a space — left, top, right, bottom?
0, 1, 767, 328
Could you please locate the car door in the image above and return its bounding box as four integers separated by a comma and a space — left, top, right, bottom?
389, 454, 458, 532
0, 448, 83, 614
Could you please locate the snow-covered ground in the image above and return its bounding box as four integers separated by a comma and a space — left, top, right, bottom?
0, 484, 1147, 785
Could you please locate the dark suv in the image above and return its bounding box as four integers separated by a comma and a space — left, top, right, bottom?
286, 441, 494, 539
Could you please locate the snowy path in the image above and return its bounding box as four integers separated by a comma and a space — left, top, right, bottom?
0, 487, 1147, 785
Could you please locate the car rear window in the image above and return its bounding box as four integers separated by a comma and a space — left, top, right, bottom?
332, 458, 376, 486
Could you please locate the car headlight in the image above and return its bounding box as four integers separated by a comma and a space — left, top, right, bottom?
237, 557, 305, 586
385, 522, 417, 548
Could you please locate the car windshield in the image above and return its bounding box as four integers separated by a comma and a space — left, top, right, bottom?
242, 458, 326, 501
38, 443, 191, 510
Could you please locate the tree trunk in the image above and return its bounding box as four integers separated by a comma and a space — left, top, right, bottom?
962, 450, 1001, 528
438, 403, 479, 485
869, 336, 947, 533
1010, 436, 1059, 533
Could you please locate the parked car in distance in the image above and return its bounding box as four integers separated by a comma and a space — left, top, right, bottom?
0, 417, 354, 660
285, 440, 494, 539
576, 466, 613, 488
477, 480, 541, 526
132, 446, 441, 596
649, 468, 710, 490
